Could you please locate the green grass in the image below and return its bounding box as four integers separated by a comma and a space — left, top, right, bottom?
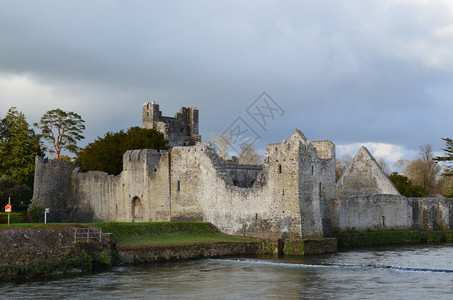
0, 221, 255, 246
335, 229, 453, 248
0, 222, 76, 229
0, 212, 26, 224
93, 222, 253, 247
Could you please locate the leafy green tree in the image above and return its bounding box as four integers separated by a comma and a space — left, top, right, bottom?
435, 138, 453, 176
77, 127, 168, 175
34, 109, 85, 158
388, 172, 427, 197
0, 107, 42, 187
0, 175, 32, 209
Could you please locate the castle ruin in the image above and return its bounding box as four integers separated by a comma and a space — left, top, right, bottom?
142, 102, 201, 147
31, 102, 453, 238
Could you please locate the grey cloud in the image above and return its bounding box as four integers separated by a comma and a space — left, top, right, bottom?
0, 0, 453, 158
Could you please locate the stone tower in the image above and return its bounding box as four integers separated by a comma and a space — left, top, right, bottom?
142, 102, 201, 147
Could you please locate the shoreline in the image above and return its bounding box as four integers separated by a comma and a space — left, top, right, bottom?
2, 223, 453, 281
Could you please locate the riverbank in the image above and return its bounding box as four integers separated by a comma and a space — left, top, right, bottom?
0, 224, 107, 280
93, 222, 261, 264
4, 222, 453, 281
335, 229, 453, 248
0, 222, 258, 280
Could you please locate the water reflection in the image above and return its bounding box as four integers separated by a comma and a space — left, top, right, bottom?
2, 244, 453, 299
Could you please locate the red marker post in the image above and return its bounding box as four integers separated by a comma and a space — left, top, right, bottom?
4, 197, 12, 226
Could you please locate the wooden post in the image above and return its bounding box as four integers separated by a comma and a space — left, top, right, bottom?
7, 197, 10, 226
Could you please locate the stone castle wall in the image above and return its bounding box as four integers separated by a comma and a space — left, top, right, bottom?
408, 198, 453, 231
330, 196, 453, 233
32, 130, 336, 239
32, 103, 453, 238
330, 194, 411, 232
32, 138, 453, 237
32, 157, 80, 222
312, 140, 336, 232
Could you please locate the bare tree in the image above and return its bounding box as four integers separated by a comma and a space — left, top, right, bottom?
211, 132, 231, 160
376, 157, 391, 175
393, 159, 409, 175
336, 154, 353, 182
405, 144, 441, 196
238, 142, 263, 165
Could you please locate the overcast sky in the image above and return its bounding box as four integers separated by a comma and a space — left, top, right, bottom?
1, 0, 453, 168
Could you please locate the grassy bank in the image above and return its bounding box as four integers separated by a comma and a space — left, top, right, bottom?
93, 222, 253, 248
0, 222, 255, 280
335, 229, 453, 249
0, 212, 27, 224
0, 223, 81, 229
0, 222, 254, 246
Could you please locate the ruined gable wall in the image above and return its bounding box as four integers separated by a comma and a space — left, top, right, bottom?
336, 147, 399, 198
330, 195, 410, 232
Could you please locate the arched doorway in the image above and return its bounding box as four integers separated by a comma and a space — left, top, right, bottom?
132, 196, 143, 220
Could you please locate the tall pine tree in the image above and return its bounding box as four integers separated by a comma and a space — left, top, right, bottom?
435, 138, 453, 176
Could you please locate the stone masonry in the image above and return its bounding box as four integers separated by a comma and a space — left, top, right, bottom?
32, 118, 336, 239
31, 103, 453, 238
142, 102, 201, 147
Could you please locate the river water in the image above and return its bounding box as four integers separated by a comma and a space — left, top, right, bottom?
2, 244, 453, 299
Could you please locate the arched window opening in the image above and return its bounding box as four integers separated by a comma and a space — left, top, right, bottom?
132, 196, 143, 220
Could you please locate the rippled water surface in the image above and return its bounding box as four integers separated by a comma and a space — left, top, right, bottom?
3, 244, 453, 299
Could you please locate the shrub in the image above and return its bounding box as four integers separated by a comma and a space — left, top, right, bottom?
27, 204, 44, 223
